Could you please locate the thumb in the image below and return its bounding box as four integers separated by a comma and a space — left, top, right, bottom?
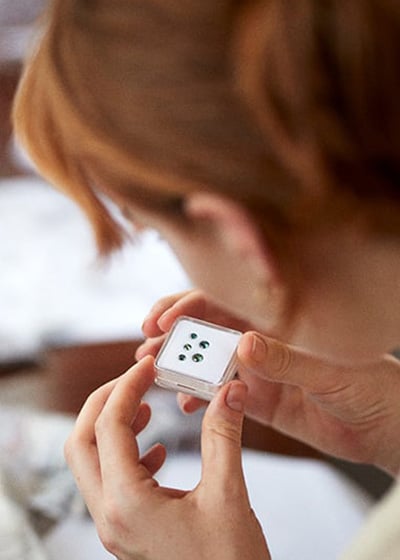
200, 380, 248, 493
238, 331, 340, 394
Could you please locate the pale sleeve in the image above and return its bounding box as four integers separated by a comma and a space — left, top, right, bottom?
339, 481, 400, 560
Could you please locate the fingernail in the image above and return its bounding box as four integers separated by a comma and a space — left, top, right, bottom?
226, 382, 247, 412
157, 310, 170, 328
251, 335, 266, 363
178, 393, 191, 413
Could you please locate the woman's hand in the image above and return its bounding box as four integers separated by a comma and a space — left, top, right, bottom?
136, 289, 254, 360
137, 289, 400, 477
237, 334, 400, 477
64, 356, 271, 560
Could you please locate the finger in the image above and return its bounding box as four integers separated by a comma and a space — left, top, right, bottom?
132, 402, 152, 435
156, 290, 207, 332
177, 392, 207, 414
157, 290, 251, 333
135, 334, 167, 361
238, 332, 342, 394
72, 376, 121, 443
141, 291, 191, 337
200, 380, 249, 498
64, 376, 122, 518
139, 443, 167, 476
95, 356, 156, 493
64, 435, 103, 521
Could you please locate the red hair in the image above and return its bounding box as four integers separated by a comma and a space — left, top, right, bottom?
13, 0, 400, 255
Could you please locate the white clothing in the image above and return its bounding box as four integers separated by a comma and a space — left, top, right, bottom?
340, 479, 400, 559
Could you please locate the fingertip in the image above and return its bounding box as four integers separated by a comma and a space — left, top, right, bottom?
238, 332, 267, 367
135, 353, 155, 366
141, 316, 161, 337
140, 442, 167, 476
130, 355, 156, 385
135, 343, 146, 361
156, 310, 173, 332
238, 331, 255, 360
207, 380, 247, 419
135, 339, 155, 361
201, 381, 248, 486
141, 316, 150, 335
142, 299, 173, 335
177, 393, 206, 414
177, 392, 190, 413
225, 380, 248, 413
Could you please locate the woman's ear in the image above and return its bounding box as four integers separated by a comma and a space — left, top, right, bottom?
185, 191, 280, 286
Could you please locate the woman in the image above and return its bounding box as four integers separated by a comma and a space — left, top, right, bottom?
13, 1, 400, 558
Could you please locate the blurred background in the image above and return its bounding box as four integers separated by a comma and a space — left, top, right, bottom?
0, 0, 324, 450
0, 0, 193, 412
0, 3, 393, 558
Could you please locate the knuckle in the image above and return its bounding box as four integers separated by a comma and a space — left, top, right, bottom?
187, 289, 206, 307
99, 498, 138, 556
103, 498, 123, 528
205, 419, 241, 445
152, 295, 170, 309
192, 288, 205, 300
98, 524, 119, 555
272, 342, 293, 378
161, 290, 188, 307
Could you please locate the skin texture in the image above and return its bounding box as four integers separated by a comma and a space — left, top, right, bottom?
132, 192, 400, 367
64, 357, 270, 560
66, 192, 400, 560
138, 289, 400, 477
14, 1, 400, 557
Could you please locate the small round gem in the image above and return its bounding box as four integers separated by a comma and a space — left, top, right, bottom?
199, 340, 210, 349
178, 354, 186, 361
190, 332, 198, 339
192, 353, 204, 362
183, 343, 192, 351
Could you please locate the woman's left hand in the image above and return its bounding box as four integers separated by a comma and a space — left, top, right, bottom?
64, 356, 271, 560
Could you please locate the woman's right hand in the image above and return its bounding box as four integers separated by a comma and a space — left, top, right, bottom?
137, 289, 400, 477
